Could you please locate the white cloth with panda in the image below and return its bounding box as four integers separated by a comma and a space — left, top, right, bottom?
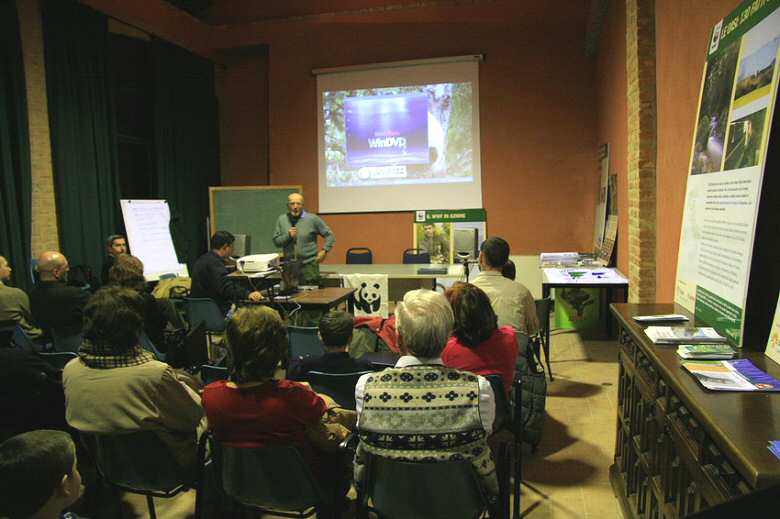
341, 274, 389, 318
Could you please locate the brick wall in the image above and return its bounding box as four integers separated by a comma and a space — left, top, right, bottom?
625, 0, 657, 303
16, 0, 59, 256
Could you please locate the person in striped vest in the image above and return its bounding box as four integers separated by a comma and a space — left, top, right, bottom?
354, 288, 499, 497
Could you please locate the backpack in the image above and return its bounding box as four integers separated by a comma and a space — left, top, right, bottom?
515, 335, 547, 451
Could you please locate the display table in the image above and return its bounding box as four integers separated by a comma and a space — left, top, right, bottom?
320, 264, 465, 301
610, 303, 780, 518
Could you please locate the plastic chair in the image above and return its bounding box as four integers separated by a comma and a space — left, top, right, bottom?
140, 332, 166, 362
306, 370, 373, 410
200, 364, 229, 385
211, 435, 326, 517
39, 351, 78, 370
51, 329, 83, 353
402, 248, 430, 264
287, 325, 326, 361
184, 298, 227, 360
346, 247, 373, 264
359, 453, 491, 519
80, 430, 200, 519
534, 297, 553, 381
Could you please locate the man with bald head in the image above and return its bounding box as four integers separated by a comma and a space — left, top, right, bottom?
273, 193, 335, 286
29, 251, 89, 338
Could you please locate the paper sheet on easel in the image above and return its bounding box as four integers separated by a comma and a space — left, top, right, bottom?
120, 200, 188, 281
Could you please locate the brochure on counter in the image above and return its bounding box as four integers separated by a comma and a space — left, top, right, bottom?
676, 344, 736, 360
543, 267, 627, 285
682, 359, 780, 392
633, 314, 689, 323
644, 326, 727, 345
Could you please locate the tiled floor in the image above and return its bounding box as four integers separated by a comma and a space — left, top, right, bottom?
119, 329, 623, 518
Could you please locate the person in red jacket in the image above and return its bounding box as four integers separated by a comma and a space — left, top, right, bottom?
442, 282, 518, 395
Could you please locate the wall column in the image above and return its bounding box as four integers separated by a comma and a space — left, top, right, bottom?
16, 0, 59, 255
626, 0, 657, 302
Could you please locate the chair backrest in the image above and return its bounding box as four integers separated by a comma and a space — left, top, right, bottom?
306, 370, 373, 410
212, 439, 323, 513
39, 351, 78, 370
184, 298, 227, 333
402, 248, 430, 265
81, 431, 193, 494
139, 332, 166, 362
534, 297, 552, 335
485, 374, 511, 432
364, 453, 488, 519
346, 247, 373, 264
287, 326, 326, 361
11, 325, 37, 352
201, 364, 229, 385
50, 329, 83, 353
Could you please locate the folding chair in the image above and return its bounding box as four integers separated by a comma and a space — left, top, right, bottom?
287, 325, 326, 362
211, 435, 327, 517
80, 430, 201, 519
38, 351, 78, 370
306, 370, 373, 410
200, 364, 229, 385
51, 329, 83, 353
184, 298, 227, 361
346, 247, 373, 265
359, 453, 491, 519
402, 248, 430, 264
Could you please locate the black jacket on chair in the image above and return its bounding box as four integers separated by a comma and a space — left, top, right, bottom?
29, 280, 89, 337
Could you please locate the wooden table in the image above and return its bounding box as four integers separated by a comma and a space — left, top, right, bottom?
287, 287, 355, 310
610, 303, 780, 518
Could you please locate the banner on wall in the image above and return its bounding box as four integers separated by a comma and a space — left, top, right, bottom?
414, 209, 487, 264
675, 0, 780, 346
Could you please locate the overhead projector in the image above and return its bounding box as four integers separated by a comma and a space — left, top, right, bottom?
236, 253, 279, 273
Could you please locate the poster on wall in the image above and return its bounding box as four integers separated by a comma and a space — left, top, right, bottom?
592, 144, 610, 252
414, 209, 487, 264
675, 0, 780, 346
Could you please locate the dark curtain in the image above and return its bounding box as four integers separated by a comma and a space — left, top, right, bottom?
0, 0, 33, 292
153, 40, 219, 269
42, 0, 119, 277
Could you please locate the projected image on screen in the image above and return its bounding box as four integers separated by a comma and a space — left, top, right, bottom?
323, 82, 473, 187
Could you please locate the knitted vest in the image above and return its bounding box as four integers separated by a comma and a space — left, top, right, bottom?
356, 364, 498, 495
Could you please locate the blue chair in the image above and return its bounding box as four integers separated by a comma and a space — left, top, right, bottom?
140, 332, 166, 361
39, 351, 78, 370
346, 247, 373, 264
287, 325, 326, 362
184, 298, 227, 360
306, 370, 373, 410
402, 248, 430, 264
51, 329, 83, 353
12, 325, 38, 352
200, 364, 229, 385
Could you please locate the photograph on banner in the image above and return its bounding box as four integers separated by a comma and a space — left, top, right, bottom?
675, 0, 780, 346
414, 222, 453, 263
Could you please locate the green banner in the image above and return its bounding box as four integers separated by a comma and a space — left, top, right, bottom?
710, 0, 780, 58
694, 286, 743, 344
416, 209, 486, 223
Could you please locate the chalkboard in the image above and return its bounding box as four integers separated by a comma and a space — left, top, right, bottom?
209, 185, 301, 254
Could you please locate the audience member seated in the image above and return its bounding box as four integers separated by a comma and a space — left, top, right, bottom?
0, 348, 68, 443
0, 430, 84, 519
100, 234, 127, 286
442, 282, 518, 395
62, 287, 204, 469
202, 306, 352, 518
0, 255, 42, 340
288, 310, 373, 382
108, 254, 170, 349
30, 251, 89, 339
191, 231, 262, 313
354, 289, 499, 498
472, 237, 539, 336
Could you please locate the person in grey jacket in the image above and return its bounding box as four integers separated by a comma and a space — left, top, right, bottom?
273, 193, 335, 285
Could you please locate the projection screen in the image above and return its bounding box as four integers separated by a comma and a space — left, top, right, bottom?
316, 56, 483, 213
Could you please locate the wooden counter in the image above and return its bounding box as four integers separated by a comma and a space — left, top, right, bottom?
610, 303, 780, 518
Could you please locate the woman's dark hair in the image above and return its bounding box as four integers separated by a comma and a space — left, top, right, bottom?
444, 282, 498, 347
501, 259, 516, 280
108, 254, 146, 292
83, 286, 145, 351
225, 306, 288, 383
